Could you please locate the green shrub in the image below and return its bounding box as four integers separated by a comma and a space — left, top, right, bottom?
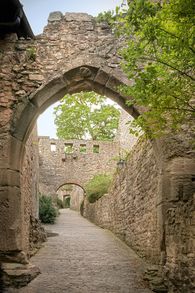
64, 196, 70, 208
96, 10, 115, 26
85, 174, 112, 203
39, 195, 57, 224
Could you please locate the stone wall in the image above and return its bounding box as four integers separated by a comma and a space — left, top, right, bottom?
158, 133, 195, 293
70, 186, 85, 211
39, 137, 120, 194
83, 134, 195, 292
20, 126, 39, 253
164, 157, 195, 292
114, 109, 138, 153
83, 138, 161, 264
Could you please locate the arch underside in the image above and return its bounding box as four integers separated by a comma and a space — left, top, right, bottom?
56, 182, 85, 193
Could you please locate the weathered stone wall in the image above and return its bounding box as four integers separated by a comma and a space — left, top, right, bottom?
20, 126, 39, 253
83, 134, 195, 293
39, 137, 120, 194
158, 133, 195, 293
83, 138, 161, 264
70, 186, 85, 211
164, 157, 195, 292
114, 109, 138, 153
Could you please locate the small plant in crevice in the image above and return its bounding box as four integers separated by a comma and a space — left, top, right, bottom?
85, 174, 112, 203
26, 47, 36, 61
39, 195, 58, 224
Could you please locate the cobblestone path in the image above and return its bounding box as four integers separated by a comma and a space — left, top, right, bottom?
9, 209, 152, 293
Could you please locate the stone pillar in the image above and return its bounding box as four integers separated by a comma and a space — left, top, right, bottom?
0, 134, 41, 288
0, 135, 25, 253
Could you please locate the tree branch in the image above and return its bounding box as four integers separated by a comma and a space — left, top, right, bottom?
140, 56, 195, 81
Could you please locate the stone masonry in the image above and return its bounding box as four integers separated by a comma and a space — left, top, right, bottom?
83, 139, 161, 265
38, 108, 137, 197
20, 126, 40, 254
0, 11, 194, 292
83, 136, 195, 293
38, 137, 120, 195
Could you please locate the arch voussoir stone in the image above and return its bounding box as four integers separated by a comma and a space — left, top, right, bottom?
56, 182, 85, 193
94, 68, 111, 85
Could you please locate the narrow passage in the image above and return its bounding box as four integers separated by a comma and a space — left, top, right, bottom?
10, 209, 152, 293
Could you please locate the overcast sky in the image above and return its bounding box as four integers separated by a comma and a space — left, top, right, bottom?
20, 0, 122, 138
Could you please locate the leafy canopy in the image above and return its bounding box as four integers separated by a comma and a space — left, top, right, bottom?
100, 0, 195, 137
54, 92, 120, 140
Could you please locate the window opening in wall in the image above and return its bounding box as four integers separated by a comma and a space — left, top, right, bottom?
93, 145, 100, 154
64, 143, 73, 154
50, 143, 56, 152
80, 144, 87, 154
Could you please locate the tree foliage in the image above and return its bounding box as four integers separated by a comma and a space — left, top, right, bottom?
111, 0, 195, 137
54, 92, 120, 140
95, 10, 115, 25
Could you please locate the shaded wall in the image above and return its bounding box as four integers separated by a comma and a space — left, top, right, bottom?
70, 186, 85, 211
20, 126, 39, 253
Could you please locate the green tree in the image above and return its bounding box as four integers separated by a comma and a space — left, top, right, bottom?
115, 0, 195, 137
54, 92, 120, 140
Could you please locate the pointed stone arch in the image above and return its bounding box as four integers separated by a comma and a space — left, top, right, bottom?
11, 65, 140, 147
1, 63, 142, 254
0, 12, 167, 263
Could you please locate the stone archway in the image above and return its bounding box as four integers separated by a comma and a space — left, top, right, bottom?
57, 183, 85, 212
56, 182, 85, 194
0, 11, 175, 264
2, 58, 146, 254
0, 63, 142, 256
